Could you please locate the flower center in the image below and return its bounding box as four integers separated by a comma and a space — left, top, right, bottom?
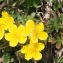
29, 45, 36, 53
13, 33, 19, 39
33, 29, 38, 36
15, 34, 19, 39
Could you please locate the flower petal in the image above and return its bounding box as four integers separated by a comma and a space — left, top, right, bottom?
38, 32, 48, 40
25, 52, 33, 61
22, 27, 31, 36
1, 24, 7, 30
2, 11, 9, 18
21, 45, 28, 53
0, 31, 4, 40
36, 22, 44, 32
30, 35, 38, 43
26, 20, 35, 31
5, 33, 12, 41
33, 52, 42, 60
0, 18, 7, 30
18, 25, 25, 34
9, 40, 18, 47
9, 25, 17, 33
19, 36, 27, 44
37, 43, 45, 51
7, 23, 14, 30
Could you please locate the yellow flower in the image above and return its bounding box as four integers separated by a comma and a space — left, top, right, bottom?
2, 11, 14, 29
23, 20, 48, 43
0, 18, 7, 40
5, 25, 27, 47
21, 42, 45, 60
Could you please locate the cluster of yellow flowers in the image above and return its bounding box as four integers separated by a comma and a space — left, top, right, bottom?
0, 11, 48, 61
0, 11, 14, 40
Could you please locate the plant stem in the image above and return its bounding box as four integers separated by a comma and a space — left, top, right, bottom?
32, 59, 37, 63
0, 45, 9, 50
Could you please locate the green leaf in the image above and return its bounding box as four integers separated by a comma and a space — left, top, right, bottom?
60, 13, 63, 21
30, 12, 36, 18
54, 57, 59, 62
53, 0, 58, 4
53, 4, 61, 12
45, 0, 50, 2
33, 1, 38, 8
60, 59, 63, 63
0, 0, 3, 2
47, 17, 62, 32
56, 37, 61, 49
11, 58, 14, 62
21, 0, 40, 13
15, 50, 22, 57
4, 53, 10, 63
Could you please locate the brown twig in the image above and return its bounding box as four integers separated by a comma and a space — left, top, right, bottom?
0, 0, 9, 10
32, 59, 37, 63
17, 0, 25, 7
36, 7, 44, 22
0, 45, 9, 50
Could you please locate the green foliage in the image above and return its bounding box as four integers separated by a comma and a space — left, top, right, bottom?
0, 0, 63, 62
11, 58, 14, 62
47, 17, 63, 33
3, 46, 10, 53
15, 50, 22, 58
55, 36, 62, 49
17, 14, 39, 25
60, 13, 63, 21
4, 53, 10, 63
45, 0, 62, 12
53, 0, 63, 12
21, 0, 40, 13
22, 0, 40, 8
53, 3, 61, 12
46, 16, 63, 48
10, 10, 20, 19
54, 57, 63, 63
45, 0, 51, 2
0, 0, 3, 2
10, 10, 39, 25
